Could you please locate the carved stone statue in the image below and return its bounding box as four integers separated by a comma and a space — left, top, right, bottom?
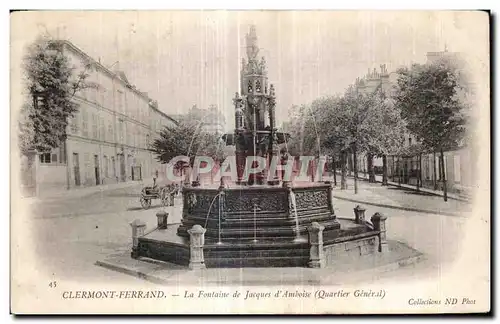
259, 56, 267, 74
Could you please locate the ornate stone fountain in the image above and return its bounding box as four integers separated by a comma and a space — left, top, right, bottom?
132, 26, 388, 268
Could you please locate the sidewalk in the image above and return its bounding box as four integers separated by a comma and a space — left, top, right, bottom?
20, 180, 145, 204
354, 173, 471, 203
330, 176, 470, 217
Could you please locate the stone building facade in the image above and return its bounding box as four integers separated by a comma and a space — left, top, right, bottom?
33, 40, 178, 195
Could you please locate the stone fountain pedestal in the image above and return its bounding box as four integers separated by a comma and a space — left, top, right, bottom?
132, 182, 388, 268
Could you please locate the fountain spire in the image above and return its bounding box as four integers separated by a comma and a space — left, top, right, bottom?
245, 25, 259, 61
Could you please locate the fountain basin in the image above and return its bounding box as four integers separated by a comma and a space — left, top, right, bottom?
133, 183, 384, 268
135, 220, 380, 268
176, 183, 341, 240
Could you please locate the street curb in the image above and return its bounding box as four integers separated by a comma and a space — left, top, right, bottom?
95, 260, 169, 285
333, 195, 465, 217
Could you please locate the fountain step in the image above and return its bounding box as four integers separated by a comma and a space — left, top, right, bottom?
177, 220, 341, 239
193, 207, 333, 220
204, 247, 309, 259
223, 209, 334, 220
180, 213, 335, 228
223, 214, 334, 226
205, 256, 310, 268
204, 238, 309, 247
187, 211, 288, 220
137, 238, 190, 266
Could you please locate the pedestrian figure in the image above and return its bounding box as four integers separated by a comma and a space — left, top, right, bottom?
153, 170, 159, 187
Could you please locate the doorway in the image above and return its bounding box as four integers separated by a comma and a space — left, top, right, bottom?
73, 153, 80, 186
132, 166, 142, 181
94, 154, 100, 185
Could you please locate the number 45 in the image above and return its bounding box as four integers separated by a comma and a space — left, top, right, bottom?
49, 281, 57, 288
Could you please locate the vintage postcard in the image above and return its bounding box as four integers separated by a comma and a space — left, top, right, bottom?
10, 10, 490, 314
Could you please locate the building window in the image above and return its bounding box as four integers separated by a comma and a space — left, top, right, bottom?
117, 90, 124, 114
126, 123, 132, 146
82, 109, 89, 137
123, 92, 129, 116
59, 141, 67, 164
248, 80, 253, 93
108, 123, 113, 143
70, 113, 79, 135
118, 120, 124, 144
133, 125, 138, 147
408, 136, 412, 146
97, 87, 105, 107
92, 114, 98, 139
40, 153, 51, 164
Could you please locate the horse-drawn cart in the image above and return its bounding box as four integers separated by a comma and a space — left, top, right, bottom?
139, 184, 179, 209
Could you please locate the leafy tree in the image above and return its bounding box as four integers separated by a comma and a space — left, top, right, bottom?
20, 36, 93, 154
151, 115, 227, 183
284, 102, 333, 181
284, 105, 308, 156
333, 86, 378, 194
394, 58, 469, 201
313, 96, 344, 187
363, 89, 407, 185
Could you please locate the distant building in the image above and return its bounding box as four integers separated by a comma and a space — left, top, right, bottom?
22, 40, 178, 196
426, 49, 462, 65
175, 104, 226, 136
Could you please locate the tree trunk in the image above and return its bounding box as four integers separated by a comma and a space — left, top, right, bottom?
416, 156, 420, 191
382, 154, 388, 186
419, 154, 423, 190
403, 158, 409, 184
363, 156, 367, 178
64, 139, 70, 190
366, 154, 370, 181
433, 152, 438, 190
392, 156, 395, 182
353, 145, 358, 194
332, 155, 337, 186
340, 151, 347, 190
347, 153, 353, 176
440, 148, 448, 202
398, 158, 401, 186
367, 152, 376, 183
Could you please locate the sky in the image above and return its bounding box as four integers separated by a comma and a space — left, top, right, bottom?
11, 11, 489, 131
